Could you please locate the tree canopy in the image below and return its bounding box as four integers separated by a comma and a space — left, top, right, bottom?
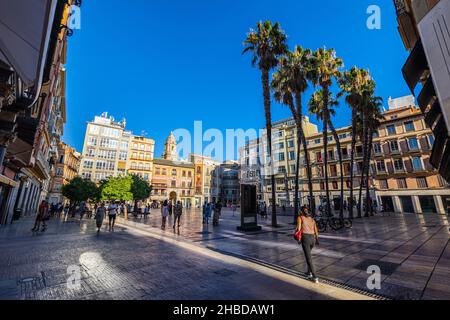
61, 177, 100, 204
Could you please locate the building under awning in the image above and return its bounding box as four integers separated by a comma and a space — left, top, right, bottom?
0, 0, 58, 93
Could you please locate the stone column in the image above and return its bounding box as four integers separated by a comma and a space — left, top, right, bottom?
434, 195, 445, 215
412, 196, 422, 214
393, 196, 402, 213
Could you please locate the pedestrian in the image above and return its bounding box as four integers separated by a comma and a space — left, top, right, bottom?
173, 201, 183, 229
231, 203, 237, 217
57, 202, 64, 218
213, 201, 222, 226
168, 201, 173, 216
204, 202, 211, 225
107, 201, 118, 232
202, 201, 207, 224
32, 200, 49, 232
143, 204, 149, 219
161, 200, 169, 229
297, 206, 320, 283
95, 203, 106, 233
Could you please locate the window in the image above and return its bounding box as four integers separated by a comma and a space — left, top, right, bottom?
417, 177, 428, 188
338, 133, 347, 139
171, 180, 176, 187
372, 131, 379, 138
408, 137, 419, 150
332, 181, 338, 190
84, 160, 93, 169
412, 156, 423, 171
277, 153, 285, 161
373, 143, 382, 154
316, 152, 322, 162
89, 125, 100, 134
387, 125, 396, 135
289, 151, 295, 161
87, 136, 97, 146
59, 155, 64, 164
389, 140, 399, 152
155, 168, 160, 175
328, 150, 335, 160
428, 134, 435, 147
397, 178, 407, 189
277, 142, 284, 149
404, 121, 415, 132
379, 179, 388, 189
393, 159, 404, 171
278, 166, 286, 173
328, 136, 333, 142
290, 165, 296, 172
119, 151, 128, 160
288, 140, 294, 148
314, 139, 321, 144
376, 161, 386, 172
172, 169, 177, 176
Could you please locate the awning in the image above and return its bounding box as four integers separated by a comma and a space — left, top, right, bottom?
0, 0, 58, 88
402, 40, 428, 93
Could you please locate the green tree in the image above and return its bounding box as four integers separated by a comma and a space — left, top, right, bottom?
309, 48, 343, 216
130, 174, 152, 213
100, 176, 133, 202
272, 46, 315, 221
61, 177, 100, 209
243, 20, 288, 227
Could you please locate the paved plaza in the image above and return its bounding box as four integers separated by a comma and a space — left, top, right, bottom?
0, 215, 368, 300
0, 208, 449, 300
122, 208, 450, 300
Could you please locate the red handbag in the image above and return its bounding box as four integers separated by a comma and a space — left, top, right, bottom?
294, 217, 303, 241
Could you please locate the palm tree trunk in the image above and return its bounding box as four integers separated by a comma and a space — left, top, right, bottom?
322, 88, 331, 216
328, 120, 344, 219
365, 129, 374, 218
294, 93, 315, 216
358, 109, 369, 218
262, 69, 277, 227
294, 127, 301, 223
349, 108, 356, 219
301, 130, 315, 216
323, 119, 331, 216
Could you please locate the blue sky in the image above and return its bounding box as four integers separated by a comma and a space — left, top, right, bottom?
64, 0, 411, 161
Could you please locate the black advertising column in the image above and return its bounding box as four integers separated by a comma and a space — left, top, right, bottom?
237, 184, 261, 231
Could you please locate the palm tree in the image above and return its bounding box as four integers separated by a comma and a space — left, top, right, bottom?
364, 95, 383, 217
309, 48, 343, 216
338, 67, 372, 219
308, 89, 339, 216
271, 46, 314, 222
243, 21, 288, 227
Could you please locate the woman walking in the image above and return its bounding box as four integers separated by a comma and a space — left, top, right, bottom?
95, 203, 106, 233
297, 206, 320, 283
32, 200, 49, 232
161, 200, 169, 229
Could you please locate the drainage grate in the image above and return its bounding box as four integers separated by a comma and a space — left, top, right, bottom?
214, 269, 236, 277
355, 260, 400, 276
17, 272, 46, 300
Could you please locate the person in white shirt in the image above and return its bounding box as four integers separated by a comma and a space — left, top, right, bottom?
107, 202, 118, 232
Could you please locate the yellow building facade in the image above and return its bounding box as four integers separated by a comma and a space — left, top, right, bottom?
126, 135, 155, 183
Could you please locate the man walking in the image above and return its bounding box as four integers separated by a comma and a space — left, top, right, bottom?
173, 201, 183, 229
